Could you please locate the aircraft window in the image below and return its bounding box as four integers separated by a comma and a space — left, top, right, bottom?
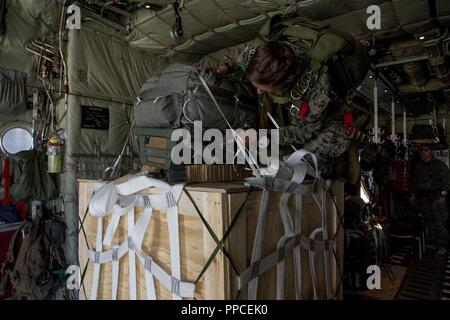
0, 123, 33, 155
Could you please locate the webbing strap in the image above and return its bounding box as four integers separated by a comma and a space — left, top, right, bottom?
85, 174, 192, 300
320, 183, 332, 300
127, 208, 137, 300
166, 188, 182, 300
144, 256, 156, 300
129, 195, 156, 300
275, 151, 310, 299
135, 250, 195, 298
238, 233, 334, 289
115, 174, 172, 195
308, 247, 318, 299
112, 245, 120, 300
89, 181, 118, 218
131, 196, 153, 249
308, 209, 322, 299
103, 199, 136, 247
293, 194, 303, 300
88, 233, 131, 263
245, 149, 319, 299
90, 217, 103, 300
87, 237, 196, 299
248, 189, 271, 300
276, 192, 295, 300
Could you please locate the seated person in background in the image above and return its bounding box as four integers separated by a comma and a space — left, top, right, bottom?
410, 144, 450, 256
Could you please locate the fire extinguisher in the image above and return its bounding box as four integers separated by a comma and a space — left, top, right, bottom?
47, 132, 64, 173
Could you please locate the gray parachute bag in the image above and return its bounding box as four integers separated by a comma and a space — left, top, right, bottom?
0, 67, 27, 115
134, 63, 259, 130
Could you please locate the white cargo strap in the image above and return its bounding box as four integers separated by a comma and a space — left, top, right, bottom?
247, 188, 271, 300
88, 240, 129, 264
128, 185, 184, 299
294, 194, 303, 299
116, 173, 172, 195
127, 206, 137, 300
103, 196, 137, 247
119, 176, 185, 300
242, 181, 317, 297
90, 216, 103, 300
131, 195, 155, 299
89, 181, 119, 218
165, 185, 183, 299
289, 150, 334, 300
241, 149, 338, 300
87, 173, 193, 300
143, 254, 156, 300
238, 229, 333, 289
320, 181, 332, 300
134, 249, 195, 298
309, 179, 333, 300
90, 181, 108, 300
88, 240, 129, 299
118, 184, 185, 300
111, 245, 120, 300
276, 150, 312, 300
308, 227, 320, 299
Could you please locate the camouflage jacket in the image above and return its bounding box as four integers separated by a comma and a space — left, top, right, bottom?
411, 158, 450, 197
222, 44, 349, 147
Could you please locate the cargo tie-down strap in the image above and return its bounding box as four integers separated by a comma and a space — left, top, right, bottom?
86, 174, 194, 300
241, 149, 334, 300
80, 150, 342, 300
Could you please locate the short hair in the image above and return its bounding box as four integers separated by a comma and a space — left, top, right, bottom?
245, 41, 299, 88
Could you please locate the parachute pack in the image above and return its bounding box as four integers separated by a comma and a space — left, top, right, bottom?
134, 63, 259, 131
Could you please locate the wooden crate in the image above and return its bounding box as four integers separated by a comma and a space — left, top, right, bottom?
78, 180, 344, 300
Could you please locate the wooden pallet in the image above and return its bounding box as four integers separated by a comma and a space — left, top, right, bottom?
78, 180, 344, 300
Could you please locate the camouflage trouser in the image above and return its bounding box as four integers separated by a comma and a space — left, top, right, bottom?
418, 197, 449, 247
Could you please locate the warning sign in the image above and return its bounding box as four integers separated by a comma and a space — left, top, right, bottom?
433, 149, 449, 167
81, 106, 110, 130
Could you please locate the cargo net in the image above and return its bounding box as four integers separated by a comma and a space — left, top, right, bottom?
78, 150, 344, 300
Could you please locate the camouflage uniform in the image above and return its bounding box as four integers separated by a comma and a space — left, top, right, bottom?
223, 45, 351, 177
411, 158, 450, 247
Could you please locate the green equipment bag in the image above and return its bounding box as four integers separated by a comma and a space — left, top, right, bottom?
0, 213, 63, 300
10, 150, 59, 201
134, 63, 259, 131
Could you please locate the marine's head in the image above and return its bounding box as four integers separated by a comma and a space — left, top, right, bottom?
245, 41, 299, 95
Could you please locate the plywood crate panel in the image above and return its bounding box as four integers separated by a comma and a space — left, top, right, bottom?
78, 180, 343, 300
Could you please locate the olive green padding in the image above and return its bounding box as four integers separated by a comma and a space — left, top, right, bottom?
10, 150, 59, 201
